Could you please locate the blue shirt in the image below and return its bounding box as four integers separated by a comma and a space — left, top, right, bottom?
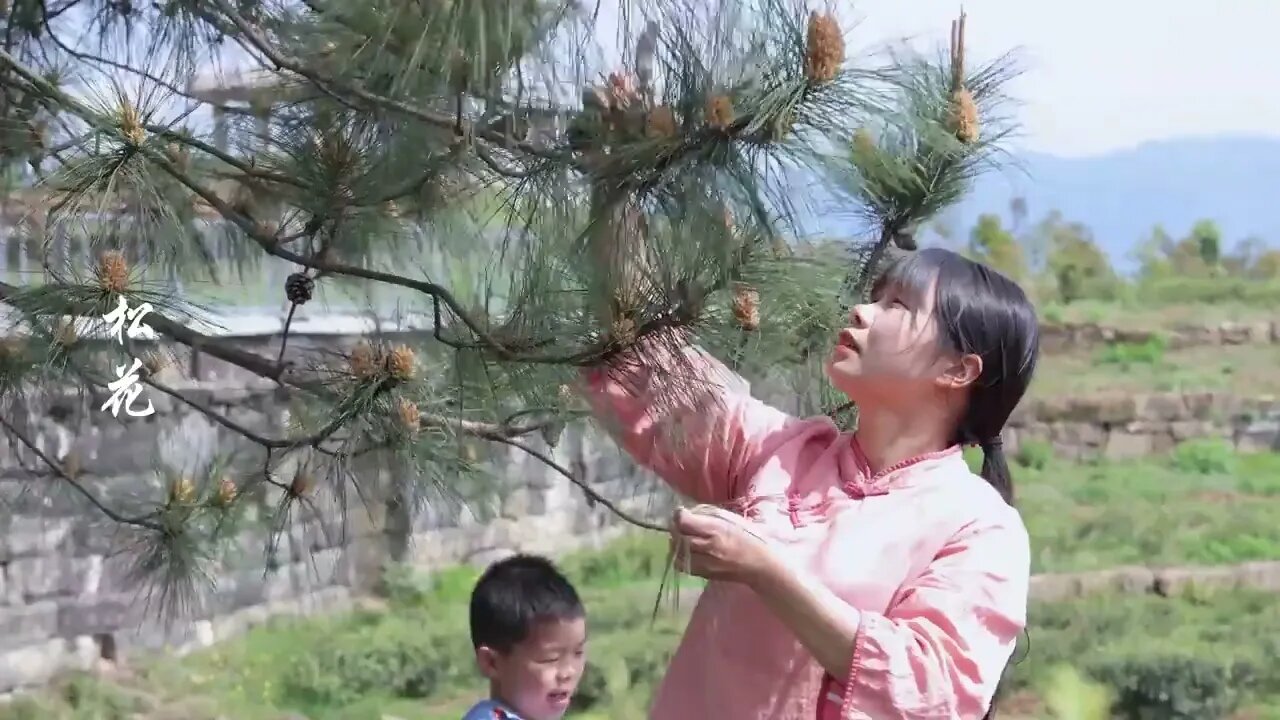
461, 699, 522, 720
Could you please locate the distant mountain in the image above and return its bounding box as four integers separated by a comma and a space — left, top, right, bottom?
790, 135, 1280, 272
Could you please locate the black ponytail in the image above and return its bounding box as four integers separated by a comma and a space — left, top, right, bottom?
978, 435, 1013, 505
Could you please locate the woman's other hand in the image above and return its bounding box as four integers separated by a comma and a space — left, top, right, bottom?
670, 506, 780, 587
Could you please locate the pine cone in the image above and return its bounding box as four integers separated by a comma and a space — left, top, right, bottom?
732, 284, 760, 331
805, 11, 844, 84
96, 250, 129, 294
948, 88, 980, 144
285, 272, 315, 305
395, 397, 420, 434
385, 344, 416, 381
215, 476, 238, 507
349, 342, 378, 379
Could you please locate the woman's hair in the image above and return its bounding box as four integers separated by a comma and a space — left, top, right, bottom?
871, 247, 1040, 503
873, 247, 1039, 719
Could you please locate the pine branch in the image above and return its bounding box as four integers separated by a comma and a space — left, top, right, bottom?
0, 415, 162, 531
201, 0, 563, 161
481, 433, 665, 533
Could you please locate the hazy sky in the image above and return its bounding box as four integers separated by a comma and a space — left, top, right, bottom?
836, 0, 1280, 157
177, 0, 1279, 159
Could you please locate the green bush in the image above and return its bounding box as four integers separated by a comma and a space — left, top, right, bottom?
1135, 276, 1280, 306
1095, 335, 1167, 369
1014, 439, 1054, 471
571, 624, 682, 714
1170, 439, 1237, 475
1092, 656, 1250, 720
280, 611, 473, 709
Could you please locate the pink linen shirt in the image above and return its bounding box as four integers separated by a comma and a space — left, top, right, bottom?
582, 342, 1030, 720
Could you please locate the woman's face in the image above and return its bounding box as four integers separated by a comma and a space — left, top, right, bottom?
824, 279, 959, 404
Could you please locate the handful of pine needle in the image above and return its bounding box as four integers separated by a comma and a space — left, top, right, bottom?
650, 502, 770, 625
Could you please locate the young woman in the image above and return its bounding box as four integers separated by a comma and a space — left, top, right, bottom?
581, 247, 1039, 719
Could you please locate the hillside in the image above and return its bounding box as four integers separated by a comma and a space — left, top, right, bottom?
792, 135, 1280, 269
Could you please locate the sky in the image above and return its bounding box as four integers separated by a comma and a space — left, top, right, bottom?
65, 0, 1280, 160
831, 0, 1280, 157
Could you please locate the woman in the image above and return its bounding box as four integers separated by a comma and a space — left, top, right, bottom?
581, 248, 1039, 719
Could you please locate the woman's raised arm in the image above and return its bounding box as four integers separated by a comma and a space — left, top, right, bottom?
579, 333, 793, 505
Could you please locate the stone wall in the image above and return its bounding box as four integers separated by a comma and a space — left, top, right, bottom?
2, 320, 1278, 693
0, 327, 670, 693
1040, 319, 1280, 354
1005, 391, 1280, 461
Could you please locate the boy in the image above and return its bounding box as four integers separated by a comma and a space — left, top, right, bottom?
462, 554, 588, 720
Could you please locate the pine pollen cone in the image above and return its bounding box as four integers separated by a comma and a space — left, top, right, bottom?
395, 397, 421, 434
96, 250, 129, 294
805, 11, 844, 84
171, 476, 196, 505
949, 87, 980, 144
215, 476, 238, 507
142, 352, 167, 375
119, 103, 145, 145
766, 111, 795, 142
385, 344, 416, 381
349, 342, 378, 379
56, 319, 77, 346
558, 383, 575, 406
732, 284, 760, 331
853, 128, 876, 157
611, 315, 637, 345
646, 106, 677, 138
705, 95, 734, 131
289, 469, 311, 498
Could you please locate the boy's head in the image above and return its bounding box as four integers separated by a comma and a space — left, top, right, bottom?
469, 554, 587, 720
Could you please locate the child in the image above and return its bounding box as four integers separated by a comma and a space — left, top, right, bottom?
462, 554, 588, 720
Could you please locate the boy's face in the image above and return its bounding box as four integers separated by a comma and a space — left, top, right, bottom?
477, 616, 588, 720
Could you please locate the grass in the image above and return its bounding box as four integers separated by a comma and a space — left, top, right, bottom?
5, 449, 1280, 720
992, 445, 1280, 573
1032, 341, 1280, 398
1040, 298, 1279, 330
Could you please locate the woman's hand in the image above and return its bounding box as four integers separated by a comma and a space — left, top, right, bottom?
670, 506, 781, 588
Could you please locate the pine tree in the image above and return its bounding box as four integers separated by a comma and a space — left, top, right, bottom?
0, 0, 1018, 614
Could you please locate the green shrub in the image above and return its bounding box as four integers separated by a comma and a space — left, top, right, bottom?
571, 625, 681, 714
280, 612, 473, 709
1170, 439, 1237, 475
1095, 335, 1167, 369
1015, 439, 1054, 470
561, 534, 670, 588
1092, 656, 1250, 720
1041, 664, 1112, 720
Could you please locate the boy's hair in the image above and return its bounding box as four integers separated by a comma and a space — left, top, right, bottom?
469, 554, 584, 653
